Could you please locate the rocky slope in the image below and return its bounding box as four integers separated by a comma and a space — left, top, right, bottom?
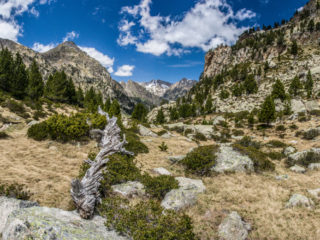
163, 78, 197, 100
120, 80, 162, 107
0, 38, 134, 112
139, 79, 172, 97
191, 0, 320, 113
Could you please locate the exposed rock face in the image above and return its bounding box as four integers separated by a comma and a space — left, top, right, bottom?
290, 165, 306, 173
163, 78, 197, 100
0, 38, 134, 112
161, 177, 205, 211
153, 167, 172, 176
138, 124, 158, 137
283, 146, 296, 156
286, 194, 314, 209
121, 80, 162, 107
195, 4, 320, 114
212, 145, 254, 173
288, 148, 320, 166
147, 102, 176, 123
218, 211, 251, 240
0, 197, 127, 240
308, 188, 320, 200
168, 155, 186, 164
111, 181, 145, 198
139, 79, 172, 97
0, 197, 38, 234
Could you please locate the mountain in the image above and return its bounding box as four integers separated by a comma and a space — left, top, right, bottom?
120, 80, 162, 107
0, 39, 134, 112
163, 78, 197, 100
186, 0, 320, 113
139, 79, 172, 97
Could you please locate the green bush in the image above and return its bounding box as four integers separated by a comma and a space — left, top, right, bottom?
267, 151, 284, 160
33, 110, 47, 120
171, 126, 184, 134
289, 124, 298, 130
303, 129, 320, 140
2, 99, 30, 119
99, 198, 196, 240
267, 140, 287, 148
124, 130, 149, 154
193, 132, 207, 141
0, 183, 31, 200
237, 136, 261, 149
232, 144, 275, 172
28, 113, 108, 142
310, 110, 320, 116
158, 142, 168, 152
276, 125, 286, 132
27, 121, 49, 141
181, 145, 218, 176
232, 129, 245, 136
142, 175, 179, 200
157, 129, 167, 136
286, 151, 320, 167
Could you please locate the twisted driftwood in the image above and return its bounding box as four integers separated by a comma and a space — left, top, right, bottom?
71, 107, 133, 219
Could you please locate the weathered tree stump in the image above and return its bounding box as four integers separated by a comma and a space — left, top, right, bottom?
71, 107, 133, 219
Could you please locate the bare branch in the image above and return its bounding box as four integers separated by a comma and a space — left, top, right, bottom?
71, 107, 133, 219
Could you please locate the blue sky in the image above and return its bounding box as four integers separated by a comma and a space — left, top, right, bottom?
0, 0, 308, 83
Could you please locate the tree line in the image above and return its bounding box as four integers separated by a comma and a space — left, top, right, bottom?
0, 48, 120, 115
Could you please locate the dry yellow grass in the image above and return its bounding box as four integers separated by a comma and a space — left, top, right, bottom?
0, 123, 95, 210
1, 105, 320, 239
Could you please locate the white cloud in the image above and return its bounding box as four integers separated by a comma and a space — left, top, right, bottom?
32, 42, 56, 52
297, 6, 304, 12
0, 20, 20, 41
118, 0, 256, 56
114, 65, 135, 77
0, 0, 52, 41
63, 31, 80, 42
79, 46, 115, 73
29, 6, 39, 17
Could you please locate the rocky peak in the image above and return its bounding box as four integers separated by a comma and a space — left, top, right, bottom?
163, 78, 197, 100
139, 79, 172, 97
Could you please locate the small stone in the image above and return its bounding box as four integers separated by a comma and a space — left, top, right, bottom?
308, 163, 320, 170
286, 194, 314, 209
275, 175, 289, 181
168, 155, 186, 163
290, 165, 306, 173
138, 124, 158, 137
111, 181, 145, 198
153, 167, 171, 176
283, 146, 296, 156
27, 120, 39, 126
218, 211, 251, 240
308, 188, 320, 199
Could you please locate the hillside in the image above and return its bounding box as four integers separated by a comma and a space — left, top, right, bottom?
0, 39, 134, 112
185, 0, 320, 113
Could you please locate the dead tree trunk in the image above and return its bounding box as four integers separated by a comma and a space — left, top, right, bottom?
71, 107, 133, 219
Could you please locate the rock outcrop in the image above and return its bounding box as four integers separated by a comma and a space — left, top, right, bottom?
218, 211, 251, 240
286, 194, 314, 209
111, 181, 145, 198
0, 197, 127, 240
161, 177, 205, 211
212, 145, 254, 173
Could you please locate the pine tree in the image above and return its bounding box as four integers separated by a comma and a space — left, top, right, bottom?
244, 75, 258, 95
305, 70, 313, 98
109, 99, 121, 117
84, 87, 102, 113
103, 98, 111, 112
205, 97, 213, 114
27, 60, 44, 100
271, 79, 286, 101
132, 103, 148, 122
76, 87, 84, 107
258, 95, 276, 125
291, 40, 298, 55
156, 108, 165, 124
11, 53, 28, 99
169, 107, 179, 121
308, 19, 315, 32
45, 71, 72, 103
289, 76, 303, 96
0, 48, 14, 92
